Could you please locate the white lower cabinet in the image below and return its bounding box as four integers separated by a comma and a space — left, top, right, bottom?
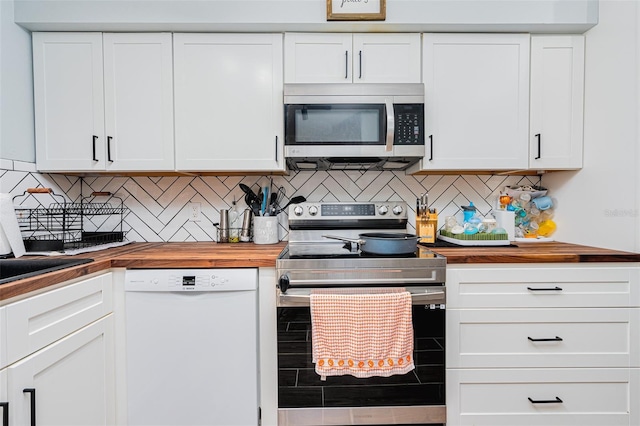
446, 264, 640, 426
0, 367, 6, 425
5, 316, 115, 426
448, 308, 638, 369
448, 368, 639, 426
0, 272, 114, 426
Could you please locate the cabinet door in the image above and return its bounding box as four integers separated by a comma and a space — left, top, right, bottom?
7, 316, 115, 426
284, 33, 353, 83
0, 369, 6, 425
33, 32, 105, 171
174, 33, 284, 171
353, 33, 421, 83
418, 34, 529, 171
103, 33, 175, 171
530, 35, 585, 170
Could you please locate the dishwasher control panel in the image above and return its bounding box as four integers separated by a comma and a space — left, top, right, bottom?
125, 268, 258, 292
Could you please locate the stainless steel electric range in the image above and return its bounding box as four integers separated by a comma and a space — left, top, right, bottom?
276, 201, 447, 426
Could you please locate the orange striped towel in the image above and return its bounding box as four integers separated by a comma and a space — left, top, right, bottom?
310, 288, 414, 379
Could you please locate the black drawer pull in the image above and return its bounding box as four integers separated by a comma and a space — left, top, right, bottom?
428, 135, 433, 161
528, 336, 563, 342
528, 396, 563, 404
534, 133, 542, 159
527, 286, 563, 291
23, 388, 36, 426
92, 135, 99, 162
0, 402, 8, 426
107, 136, 113, 162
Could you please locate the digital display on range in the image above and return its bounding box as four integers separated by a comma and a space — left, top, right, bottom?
321, 204, 375, 216
182, 276, 196, 286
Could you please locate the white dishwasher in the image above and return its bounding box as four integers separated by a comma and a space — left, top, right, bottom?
124, 268, 259, 426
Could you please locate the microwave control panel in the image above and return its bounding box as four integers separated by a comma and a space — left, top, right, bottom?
394, 104, 424, 145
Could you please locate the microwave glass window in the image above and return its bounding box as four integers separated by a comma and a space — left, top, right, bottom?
291, 104, 385, 145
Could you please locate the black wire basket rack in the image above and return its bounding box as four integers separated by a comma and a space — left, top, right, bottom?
13, 188, 128, 252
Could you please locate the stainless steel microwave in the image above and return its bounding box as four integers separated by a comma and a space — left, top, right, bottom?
284, 83, 425, 171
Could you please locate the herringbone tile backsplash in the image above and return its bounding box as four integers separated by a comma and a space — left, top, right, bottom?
1, 168, 540, 243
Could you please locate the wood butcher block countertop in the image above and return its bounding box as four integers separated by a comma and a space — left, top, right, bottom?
428, 241, 640, 264
1, 240, 638, 302
0, 242, 287, 302
110, 241, 289, 269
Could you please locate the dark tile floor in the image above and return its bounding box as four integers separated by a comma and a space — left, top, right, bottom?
277, 305, 446, 410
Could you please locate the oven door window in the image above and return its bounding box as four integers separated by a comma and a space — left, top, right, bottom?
277, 305, 445, 409
285, 104, 386, 145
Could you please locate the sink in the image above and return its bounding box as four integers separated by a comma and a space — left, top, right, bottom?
0, 258, 94, 285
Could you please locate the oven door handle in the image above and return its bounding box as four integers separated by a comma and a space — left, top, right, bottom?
280, 276, 443, 287
277, 289, 446, 307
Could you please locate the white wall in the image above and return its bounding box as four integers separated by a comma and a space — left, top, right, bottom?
545, 0, 639, 252
0, 0, 34, 162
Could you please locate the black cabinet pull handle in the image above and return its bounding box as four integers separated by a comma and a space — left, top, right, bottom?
535, 133, 541, 159
0, 402, 8, 426
528, 336, 563, 342
528, 396, 563, 404
92, 135, 99, 162
275, 135, 278, 162
23, 388, 36, 426
358, 50, 362, 79
107, 136, 113, 162
428, 135, 433, 161
345, 51, 348, 79
527, 286, 562, 291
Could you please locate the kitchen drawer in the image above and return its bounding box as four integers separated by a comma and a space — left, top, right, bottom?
3, 272, 113, 367
447, 368, 640, 426
447, 308, 639, 368
446, 265, 640, 309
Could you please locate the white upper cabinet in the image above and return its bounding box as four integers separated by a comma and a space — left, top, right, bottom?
284, 33, 421, 84
173, 33, 284, 172
529, 35, 585, 170
411, 33, 530, 172
33, 33, 105, 171
33, 32, 175, 172
102, 33, 175, 171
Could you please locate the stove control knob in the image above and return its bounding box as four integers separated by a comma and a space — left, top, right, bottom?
293, 206, 304, 216
378, 205, 389, 215
392, 205, 404, 215
308, 205, 319, 216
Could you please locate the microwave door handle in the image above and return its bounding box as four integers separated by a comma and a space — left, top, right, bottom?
385, 99, 394, 152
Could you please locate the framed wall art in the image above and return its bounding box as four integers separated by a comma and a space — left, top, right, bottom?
327, 0, 386, 21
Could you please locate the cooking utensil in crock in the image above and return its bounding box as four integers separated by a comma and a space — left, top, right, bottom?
239, 184, 259, 205
323, 232, 420, 255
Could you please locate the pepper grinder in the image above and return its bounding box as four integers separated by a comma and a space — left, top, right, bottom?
240, 209, 252, 242
219, 209, 229, 243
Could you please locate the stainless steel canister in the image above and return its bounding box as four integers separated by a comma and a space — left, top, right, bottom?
219, 209, 229, 243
